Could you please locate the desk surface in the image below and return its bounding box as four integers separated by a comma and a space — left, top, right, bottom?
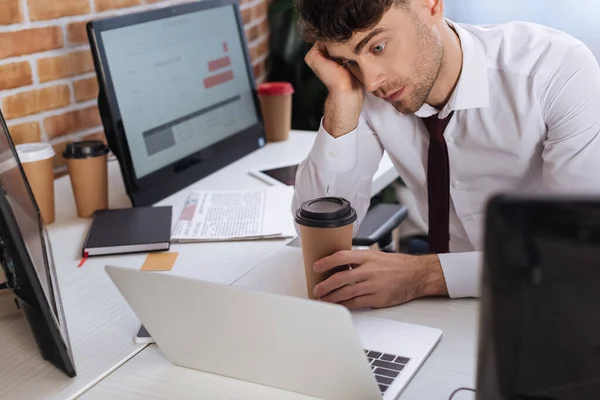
83, 246, 479, 400
0, 131, 399, 400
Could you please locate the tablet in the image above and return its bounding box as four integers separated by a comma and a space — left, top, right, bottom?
249, 163, 298, 186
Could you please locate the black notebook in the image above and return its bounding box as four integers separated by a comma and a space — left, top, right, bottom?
83, 206, 172, 256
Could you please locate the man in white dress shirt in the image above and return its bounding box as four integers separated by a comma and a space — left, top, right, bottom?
291, 0, 600, 308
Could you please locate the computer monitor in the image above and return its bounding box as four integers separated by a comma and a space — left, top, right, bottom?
87, 0, 265, 206
0, 108, 76, 377
477, 193, 600, 399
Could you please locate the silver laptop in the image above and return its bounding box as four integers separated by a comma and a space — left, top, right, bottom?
106, 265, 442, 399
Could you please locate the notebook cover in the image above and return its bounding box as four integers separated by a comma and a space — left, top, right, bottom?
82, 206, 172, 256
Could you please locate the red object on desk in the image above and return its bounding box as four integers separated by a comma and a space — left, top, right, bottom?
78, 252, 89, 267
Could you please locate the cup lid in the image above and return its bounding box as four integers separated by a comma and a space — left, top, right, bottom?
63, 140, 109, 159
15, 143, 55, 163
295, 197, 357, 229
258, 82, 294, 96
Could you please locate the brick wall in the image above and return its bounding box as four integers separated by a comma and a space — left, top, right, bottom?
0, 0, 270, 175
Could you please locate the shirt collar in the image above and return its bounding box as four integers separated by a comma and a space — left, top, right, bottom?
415, 18, 490, 119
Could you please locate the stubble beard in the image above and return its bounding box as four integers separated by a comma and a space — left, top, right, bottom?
392, 21, 444, 115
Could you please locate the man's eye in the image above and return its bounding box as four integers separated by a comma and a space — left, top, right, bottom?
372, 43, 386, 54
342, 60, 357, 68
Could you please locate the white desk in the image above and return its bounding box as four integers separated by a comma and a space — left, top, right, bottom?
0, 131, 399, 399
82, 246, 479, 400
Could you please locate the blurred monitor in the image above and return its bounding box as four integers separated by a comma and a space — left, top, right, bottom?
0, 108, 76, 377
478, 193, 600, 399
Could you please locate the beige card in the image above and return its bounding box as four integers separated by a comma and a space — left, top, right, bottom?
140, 252, 178, 271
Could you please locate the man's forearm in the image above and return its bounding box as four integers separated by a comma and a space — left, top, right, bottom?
322, 91, 363, 138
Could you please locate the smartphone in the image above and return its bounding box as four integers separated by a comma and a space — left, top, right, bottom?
134, 324, 155, 344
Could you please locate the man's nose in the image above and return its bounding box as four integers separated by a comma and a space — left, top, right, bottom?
361, 65, 386, 93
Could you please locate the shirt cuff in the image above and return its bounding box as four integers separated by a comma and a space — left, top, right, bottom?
308, 118, 359, 173
437, 251, 482, 298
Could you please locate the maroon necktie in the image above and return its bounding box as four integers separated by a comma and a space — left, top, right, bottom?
421, 111, 454, 254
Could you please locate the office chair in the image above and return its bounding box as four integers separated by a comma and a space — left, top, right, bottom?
352, 203, 408, 253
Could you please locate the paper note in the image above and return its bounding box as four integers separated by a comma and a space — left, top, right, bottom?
141, 252, 178, 271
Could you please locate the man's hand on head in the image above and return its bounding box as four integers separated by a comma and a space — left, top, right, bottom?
312, 250, 448, 309
305, 43, 364, 137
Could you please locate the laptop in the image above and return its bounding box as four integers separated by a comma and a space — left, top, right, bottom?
106, 265, 442, 399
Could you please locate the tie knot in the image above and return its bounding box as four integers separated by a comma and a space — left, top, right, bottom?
421, 112, 454, 139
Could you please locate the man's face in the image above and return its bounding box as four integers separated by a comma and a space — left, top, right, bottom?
325, 4, 444, 114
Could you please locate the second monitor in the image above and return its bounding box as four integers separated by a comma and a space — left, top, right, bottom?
88, 0, 265, 206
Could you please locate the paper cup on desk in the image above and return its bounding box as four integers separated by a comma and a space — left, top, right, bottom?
295, 197, 357, 300
16, 143, 56, 224
63, 140, 109, 218
258, 82, 294, 143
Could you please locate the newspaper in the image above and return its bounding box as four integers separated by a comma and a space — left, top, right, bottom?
171, 186, 296, 242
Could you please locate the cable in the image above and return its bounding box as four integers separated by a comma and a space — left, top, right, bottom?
449, 387, 476, 400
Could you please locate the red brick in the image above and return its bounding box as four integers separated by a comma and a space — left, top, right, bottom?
67, 20, 90, 46
37, 50, 95, 83
0, 61, 32, 91
44, 106, 102, 139
1, 85, 71, 119
0, 27, 64, 60
256, 1, 267, 17
253, 60, 266, 79
249, 45, 260, 63
81, 130, 107, 144
73, 77, 99, 102
95, 0, 142, 12
0, 0, 22, 25
245, 25, 260, 43
258, 18, 269, 36
258, 38, 269, 57
241, 8, 251, 25
27, 0, 89, 21
7, 122, 41, 144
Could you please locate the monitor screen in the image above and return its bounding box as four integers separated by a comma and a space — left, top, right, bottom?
0, 109, 75, 377
478, 195, 600, 399
98, 3, 259, 179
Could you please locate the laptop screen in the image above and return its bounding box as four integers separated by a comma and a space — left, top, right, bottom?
0, 109, 75, 376
98, 4, 259, 178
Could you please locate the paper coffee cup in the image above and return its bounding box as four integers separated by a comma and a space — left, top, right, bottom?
295, 197, 357, 300
63, 141, 109, 218
258, 82, 294, 143
16, 143, 56, 224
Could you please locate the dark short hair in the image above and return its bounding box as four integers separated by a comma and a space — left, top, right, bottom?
296, 0, 408, 43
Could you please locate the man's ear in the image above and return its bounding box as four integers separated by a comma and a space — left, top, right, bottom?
415, 0, 444, 24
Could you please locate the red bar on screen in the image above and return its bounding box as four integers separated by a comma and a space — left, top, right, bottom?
223, 42, 228, 52
204, 70, 234, 88
208, 56, 232, 72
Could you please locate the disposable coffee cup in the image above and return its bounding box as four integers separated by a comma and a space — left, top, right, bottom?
63, 140, 109, 218
295, 197, 357, 300
257, 82, 294, 143
16, 143, 56, 224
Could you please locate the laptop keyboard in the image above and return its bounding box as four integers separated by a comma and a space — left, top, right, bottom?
365, 349, 411, 394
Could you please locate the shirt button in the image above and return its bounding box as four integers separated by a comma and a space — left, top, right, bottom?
329, 151, 337, 158
446, 137, 453, 144
452, 181, 461, 189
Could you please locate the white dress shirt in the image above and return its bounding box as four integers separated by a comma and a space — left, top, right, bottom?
292, 19, 600, 298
